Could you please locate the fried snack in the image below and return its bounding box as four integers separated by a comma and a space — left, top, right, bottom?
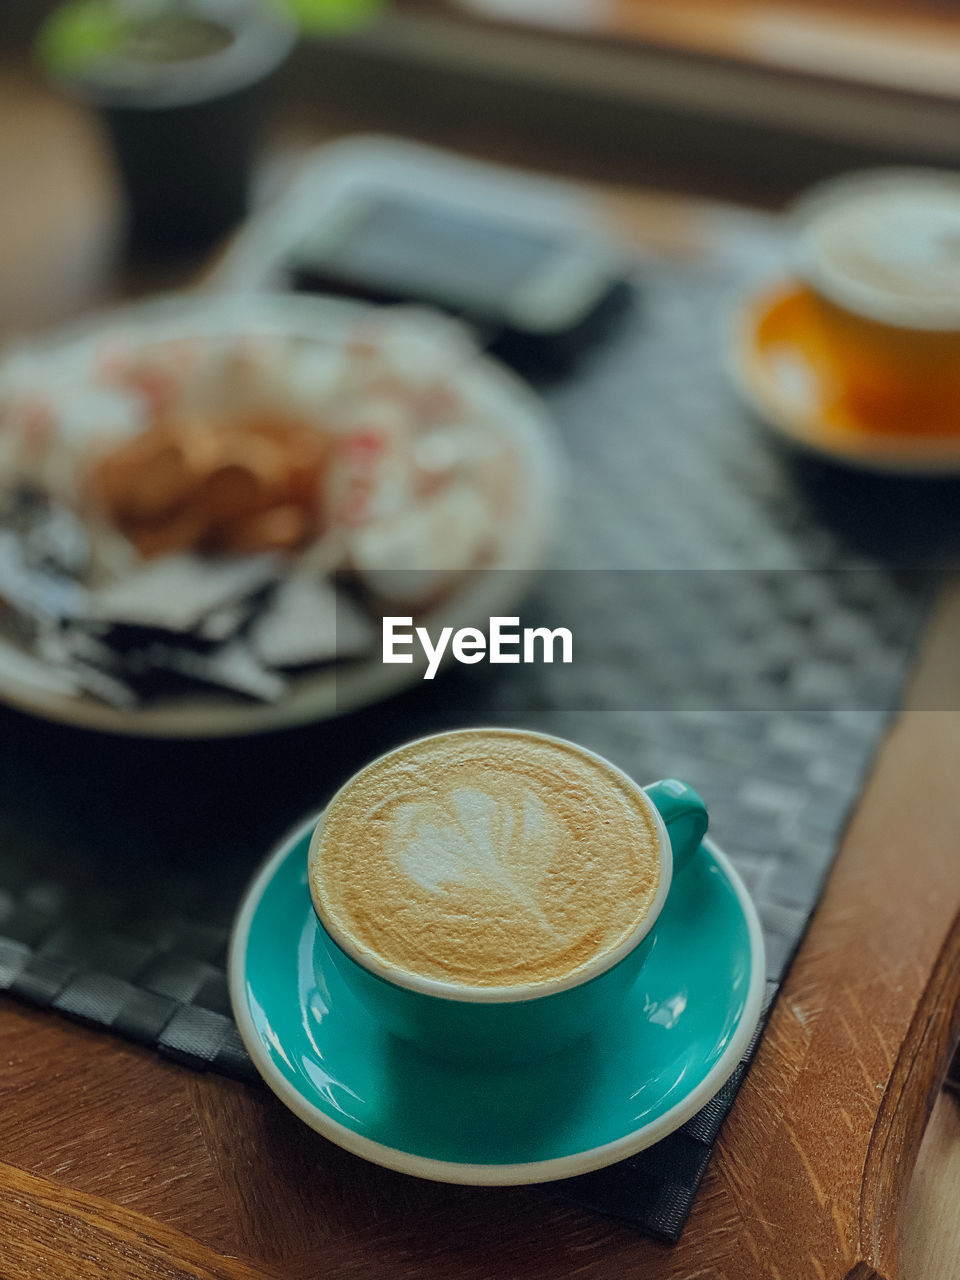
86, 415, 330, 556
219, 504, 311, 553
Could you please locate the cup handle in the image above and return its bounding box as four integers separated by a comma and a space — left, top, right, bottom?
645, 779, 708, 875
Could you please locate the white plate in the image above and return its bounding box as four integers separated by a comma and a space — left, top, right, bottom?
0, 293, 560, 737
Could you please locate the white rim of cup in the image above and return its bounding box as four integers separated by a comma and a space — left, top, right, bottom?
792, 167, 960, 332
306, 727, 675, 1005
227, 818, 766, 1185
55, 0, 298, 109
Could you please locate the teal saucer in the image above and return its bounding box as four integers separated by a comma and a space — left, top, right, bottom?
229, 815, 765, 1185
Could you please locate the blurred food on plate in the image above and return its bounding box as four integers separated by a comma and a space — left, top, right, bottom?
0, 301, 535, 711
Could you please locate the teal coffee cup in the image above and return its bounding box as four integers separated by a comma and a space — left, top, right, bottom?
308, 729, 708, 1066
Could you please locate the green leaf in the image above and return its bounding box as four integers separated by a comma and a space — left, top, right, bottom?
35, 0, 126, 77
284, 0, 388, 35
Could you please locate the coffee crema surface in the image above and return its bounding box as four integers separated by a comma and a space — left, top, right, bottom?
309, 730, 662, 988
799, 173, 960, 327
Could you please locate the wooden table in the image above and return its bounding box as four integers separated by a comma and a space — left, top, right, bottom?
0, 63, 958, 1280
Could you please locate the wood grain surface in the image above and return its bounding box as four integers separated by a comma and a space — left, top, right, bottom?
901, 1091, 960, 1280
0, 60, 958, 1280
447, 0, 960, 102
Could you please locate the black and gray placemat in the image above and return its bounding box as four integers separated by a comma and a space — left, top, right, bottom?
0, 247, 952, 1244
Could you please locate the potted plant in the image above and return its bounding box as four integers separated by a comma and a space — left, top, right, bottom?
37, 0, 297, 257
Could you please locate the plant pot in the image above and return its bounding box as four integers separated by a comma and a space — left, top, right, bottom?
41, 0, 297, 258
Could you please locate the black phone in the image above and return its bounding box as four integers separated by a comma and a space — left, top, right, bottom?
286, 193, 631, 373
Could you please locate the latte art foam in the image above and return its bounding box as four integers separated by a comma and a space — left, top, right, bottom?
392, 785, 561, 909
798, 172, 960, 328
309, 730, 663, 988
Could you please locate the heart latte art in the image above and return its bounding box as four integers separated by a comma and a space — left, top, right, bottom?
392, 785, 561, 911
310, 730, 663, 989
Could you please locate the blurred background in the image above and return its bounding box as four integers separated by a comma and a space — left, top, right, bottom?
1, 0, 958, 893
6, 0, 960, 329
1, 0, 959, 1264
0, 0, 958, 948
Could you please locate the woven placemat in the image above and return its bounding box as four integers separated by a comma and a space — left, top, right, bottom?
0, 246, 950, 1244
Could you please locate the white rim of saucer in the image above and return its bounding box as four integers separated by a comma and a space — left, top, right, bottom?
728, 283, 960, 477
227, 814, 767, 1186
